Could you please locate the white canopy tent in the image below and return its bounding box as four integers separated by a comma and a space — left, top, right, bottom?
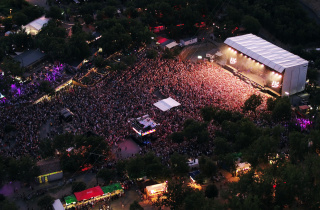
154, 97, 181, 111
146, 183, 167, 194
53, 199, 65, 210
22, 16, 50, 35
166, 42, 178, 49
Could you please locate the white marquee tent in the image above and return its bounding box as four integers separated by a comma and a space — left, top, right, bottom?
53, 199, 65, 210
22, 16, 50, 35
224, 34, 308, 96
154, 97, 181, 111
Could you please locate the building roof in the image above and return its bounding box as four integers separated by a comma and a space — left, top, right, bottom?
160, 39, 175, 47
224, 34, 308, 73
13, 50, 46, 67
23, 16, 50, 31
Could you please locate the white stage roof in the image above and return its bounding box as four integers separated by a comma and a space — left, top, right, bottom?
23, 16, 50, 31
53, 199, 65, 210
224, 34, 308, 73
154, 97, 181, 111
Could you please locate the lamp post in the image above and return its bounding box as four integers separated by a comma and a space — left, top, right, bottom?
10, 9, 12, 15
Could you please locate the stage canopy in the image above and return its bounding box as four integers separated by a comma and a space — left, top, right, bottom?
146, 183, 167, 194
64, 195, 77, 205
74, 186, 104, 201
101, 183, 123, 194
53, 199, 65, 210
224, 34, 308, 73
154, 97, 181, 111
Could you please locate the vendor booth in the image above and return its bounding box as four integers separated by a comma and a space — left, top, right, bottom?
236, 162, 251, 176
146, 183, 167, 200
64, 195, 77, 206
74, 186, 104, 202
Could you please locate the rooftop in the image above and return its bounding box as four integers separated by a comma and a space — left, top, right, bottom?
13, 50, 46, 68
224, 34, 308, 73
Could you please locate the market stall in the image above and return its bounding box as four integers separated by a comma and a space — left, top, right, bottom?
74, 186, 104, 202
146, 183, 167, 201
236, 162, 251, 176
64, 195, 77, 206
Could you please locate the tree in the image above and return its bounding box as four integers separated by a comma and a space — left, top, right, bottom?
214, 137, 230, 157
93, 56, 107, 68
60, 152, 83, 173
200, 106, 217, 122
8, 156, 40, 183
72, 181, 87, 193
96, 10, 104, 21
83, 14, 94, 25
39, 81, 55, 95
126, 155, 145, 179
2, 18, 13, 31
169, 132, 185, 144
155, 182, 194, 210
39, 138, 55, 159
1, 58, 24, 76
201, 158, 217, 178
0, 199, 19, 210
146, 49, 157, 59
242, 94, 263, 116
46, 6, 63, 20
205, 184, 219, 199
242, 15, 261, 34
266, 97, 276, 111
194, 173, 205, 185
130, 200, 144, 210
37, 194, 55, 210
307, 68, 319, 84
289, 132, 308, 163
53, 133, 75, 151
170, 152, 189, 177
272, 97, 291, 121
12, 12, 28, 26
97, 168, 116, 184
104, 6, 117, 18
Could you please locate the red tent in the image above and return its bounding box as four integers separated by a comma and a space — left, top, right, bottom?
156, 37, 168, 44
74, 186, 104, 201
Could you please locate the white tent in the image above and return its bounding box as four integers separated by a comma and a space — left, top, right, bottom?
224, 34, 308, 96
146, 183, 167, 194
166, 42, 178, 49
22, 16, 50, 35
154, 97, 181, 111
53, 199, 65, 210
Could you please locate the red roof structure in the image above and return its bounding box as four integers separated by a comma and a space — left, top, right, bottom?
156, 37, 168, 44
74, 186, 104, 201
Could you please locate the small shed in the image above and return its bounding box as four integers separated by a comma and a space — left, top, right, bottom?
180, 37, 197, 46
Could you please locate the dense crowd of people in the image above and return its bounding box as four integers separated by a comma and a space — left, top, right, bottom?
0, 48, 272, 162
0, 64, 72, 107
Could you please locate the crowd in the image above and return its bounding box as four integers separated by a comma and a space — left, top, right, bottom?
0, 64, 72, 107
0, 47, 271, 168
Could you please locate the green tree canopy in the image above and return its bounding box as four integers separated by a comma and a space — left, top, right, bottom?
37, 194, 55, 210
72, 181, 87, 193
